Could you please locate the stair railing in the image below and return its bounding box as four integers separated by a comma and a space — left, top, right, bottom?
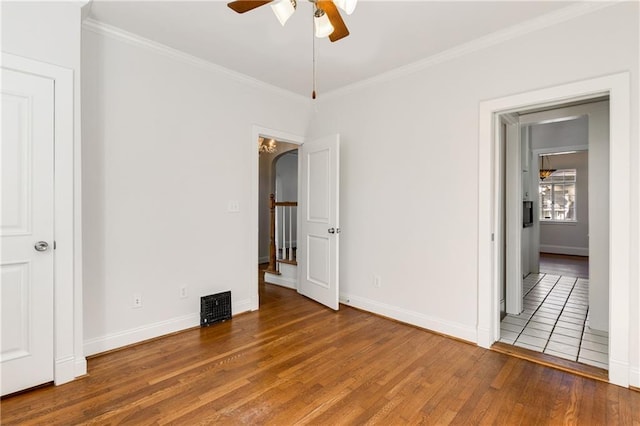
266, 193, 298, 274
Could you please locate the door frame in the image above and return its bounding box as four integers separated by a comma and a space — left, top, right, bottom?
477, 72, 630, 387
2, 52, 85, 384
502, 113, 522, 315
251, 125, 304, 309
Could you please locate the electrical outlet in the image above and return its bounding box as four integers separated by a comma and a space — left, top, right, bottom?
374, 275, 381, 288
227, 200, 240, 213
180, 286, 188, 299
133, 293, 142, 308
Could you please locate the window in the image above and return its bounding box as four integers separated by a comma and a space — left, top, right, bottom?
539, 169, 576, 221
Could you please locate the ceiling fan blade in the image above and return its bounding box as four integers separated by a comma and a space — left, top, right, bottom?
318, 1, 349, 42
227, 1, 273, 14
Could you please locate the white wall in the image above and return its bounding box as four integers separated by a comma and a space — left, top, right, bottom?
306, 0, 638, 368
275, 151, 298, 203
79, 1, 639, 386
1, 1, 86, 380
81, 26, 310, 355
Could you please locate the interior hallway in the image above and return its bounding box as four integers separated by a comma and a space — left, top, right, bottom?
499, 253, 607, 370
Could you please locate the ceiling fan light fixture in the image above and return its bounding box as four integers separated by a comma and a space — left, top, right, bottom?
333, 0, 357, 15
271, 0, 296, 26
314, 8, 334, 38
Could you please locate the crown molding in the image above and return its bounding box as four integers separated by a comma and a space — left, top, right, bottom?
82, 18, 310, 105
321, 1, 620, 101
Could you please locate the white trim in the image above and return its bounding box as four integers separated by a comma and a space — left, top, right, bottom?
342, 294, 477, 344
251, 126, 304, 311
264, 272, 297, 290
322, 2, 616, 100
83, 297, 253, 356
81, 19, 308, 104
532, 145, 589, 155
539, 245, 589, 257
478, 72, 631, 387
1, 52, 86, 385
84, 313, 200, 356
631, 366, 640, 388
233, 298, 253, 316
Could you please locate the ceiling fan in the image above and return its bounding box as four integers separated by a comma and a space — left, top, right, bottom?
227, 0, 357, 43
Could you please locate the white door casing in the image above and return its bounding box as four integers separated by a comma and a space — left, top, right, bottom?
1, 68, 55, 396
478, 73, 630, 387
298, 134, 340, 310
503, 114, 522, 315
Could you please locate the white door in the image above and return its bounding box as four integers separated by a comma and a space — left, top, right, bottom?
298, 134, 340, 310
1, 68, 55, 396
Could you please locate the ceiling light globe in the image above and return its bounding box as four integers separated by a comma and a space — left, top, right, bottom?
271, 0, 296, 26
333, 0, 357, 15
314, 9, 334, 38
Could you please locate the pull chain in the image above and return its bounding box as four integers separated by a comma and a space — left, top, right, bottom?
312, 5, 317, 99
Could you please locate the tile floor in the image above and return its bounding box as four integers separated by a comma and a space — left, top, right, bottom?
499, 273, 609, 370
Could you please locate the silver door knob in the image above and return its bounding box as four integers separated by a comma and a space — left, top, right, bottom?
34, 241, 49, 252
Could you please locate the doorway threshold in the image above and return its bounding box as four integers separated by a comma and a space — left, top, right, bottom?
491, 341, 608, 382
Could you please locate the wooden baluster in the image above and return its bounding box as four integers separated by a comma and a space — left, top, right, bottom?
266, 194, 280, 274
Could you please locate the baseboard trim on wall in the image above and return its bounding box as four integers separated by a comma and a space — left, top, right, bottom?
54, 356, 78, 386
540, 245, 589, 257
630, 366, 640, 388
75, 357, 88, 378
609, 358, 631, 388
84, 298, 253, 356
340, 293, 477, 344
264, 273, 297, 290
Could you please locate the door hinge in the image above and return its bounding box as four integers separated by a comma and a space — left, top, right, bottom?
54, 241, 57, 250
491, 233, 495, 242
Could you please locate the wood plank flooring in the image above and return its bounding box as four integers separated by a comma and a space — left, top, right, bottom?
539, 253, 589, 279
2, 269, 639, 425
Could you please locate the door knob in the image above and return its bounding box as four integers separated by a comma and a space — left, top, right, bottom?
34, 241, 49, 252
328, 228, 335, 234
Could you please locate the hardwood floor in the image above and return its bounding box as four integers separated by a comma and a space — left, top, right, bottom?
539, 253, 589, 279
2, 269, 639, 425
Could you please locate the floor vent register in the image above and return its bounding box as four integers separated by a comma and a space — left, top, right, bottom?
200, 291, 232, 326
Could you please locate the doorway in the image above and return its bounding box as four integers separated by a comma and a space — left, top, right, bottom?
499, 100, 609, 372
258, 139, 300, 293
1, 53, 84, 393
251, 126, 304, 311
477, 72, 631, 387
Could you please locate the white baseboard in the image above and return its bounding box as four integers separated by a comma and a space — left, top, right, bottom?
540, 245, 588, 256
264, 272, 297, 289
609, 358, 630, 388
340, 293, 477, 343
476, 327, 494, 349
233, 298, 254, 315
84, 298, 253, 356
75, 357, 87, 377
630, 366, 640, 388
54, 356, 77, 385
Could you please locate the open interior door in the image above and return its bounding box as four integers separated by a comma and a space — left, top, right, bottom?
298, 134, 340, 310
1, 68, 55, 395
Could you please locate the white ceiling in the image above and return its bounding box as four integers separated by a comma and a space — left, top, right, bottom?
88, 0, 578, 98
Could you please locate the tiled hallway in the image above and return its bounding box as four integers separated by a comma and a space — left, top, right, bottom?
499, 273, 608, 370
